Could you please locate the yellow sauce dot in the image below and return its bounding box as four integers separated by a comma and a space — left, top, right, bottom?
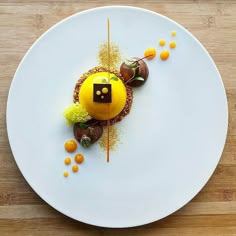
64, 157, 71, 165
64, 139, 77, 153
144, 47, 156, 60
169, 41, 176, 49
72, 165, 79, 173
102, 87, 108, 94
101, 95, 104, 99
160, 50, 170, 61
63, 171, 69, 177
171, 31, 176, 36
75, 153, 84, 164
96, 90, 101, 95
159, 39, 166, 46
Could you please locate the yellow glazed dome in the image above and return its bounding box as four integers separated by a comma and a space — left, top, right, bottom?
79, 72, 127, 120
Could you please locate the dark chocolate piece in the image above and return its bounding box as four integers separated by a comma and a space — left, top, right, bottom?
93, 84, 112, 103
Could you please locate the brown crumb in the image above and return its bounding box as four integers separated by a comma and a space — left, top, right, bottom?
99, 125, 119, 151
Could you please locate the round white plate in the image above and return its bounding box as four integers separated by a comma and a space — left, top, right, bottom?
7, 6, 228, 228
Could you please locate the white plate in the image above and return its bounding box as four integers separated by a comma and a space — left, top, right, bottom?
7, 6, 228, 228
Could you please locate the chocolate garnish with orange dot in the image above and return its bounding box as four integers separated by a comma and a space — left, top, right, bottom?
93, 84, 112, 103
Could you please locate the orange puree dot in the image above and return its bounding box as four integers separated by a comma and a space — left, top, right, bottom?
144, 47, 156, 60
170, 41, 176, 49
160, 50, 170, 61
63, 171, 69, 177
75, 153, 84, 164
102, 87, 109, 94
159, 39, 166, 46
72, 165, 79, 173
96, 90, 101, 95
171, 31, 176, 36
64, 157, 71, 165
64, 139, 77, 153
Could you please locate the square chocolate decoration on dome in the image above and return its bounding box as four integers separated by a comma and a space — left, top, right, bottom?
93, 84, 112, 103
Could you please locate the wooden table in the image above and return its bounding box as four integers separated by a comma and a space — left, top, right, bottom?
0, 0, 235, 235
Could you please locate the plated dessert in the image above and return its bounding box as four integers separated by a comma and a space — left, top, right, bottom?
63, 57, 150, 158
62, 19, 177, 175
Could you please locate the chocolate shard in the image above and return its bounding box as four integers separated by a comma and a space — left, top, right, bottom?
93, 83, 112, 103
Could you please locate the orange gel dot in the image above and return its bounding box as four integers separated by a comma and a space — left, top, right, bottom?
64, 157, 71, 165
171, 31, 176, 36
160, 50, 170, 61
102, 87, 109, 94
64, 139, 77, 153
144, 47, 156, 60
75, 153, 84, 164
159, 39, 166, 46
72, 165, 79, 173
63, 171, 69, 177
96, 90, 101, 95
169, 41, 176, 49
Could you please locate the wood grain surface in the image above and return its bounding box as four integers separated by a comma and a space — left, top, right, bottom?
0, 0, 236, 235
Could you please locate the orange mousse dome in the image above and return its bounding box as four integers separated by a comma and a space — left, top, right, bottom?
79, 72, 127, 120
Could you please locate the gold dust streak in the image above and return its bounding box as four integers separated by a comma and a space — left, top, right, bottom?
107, 18, 111, 163
98, 43, 121, 70
99, 125, 119, 152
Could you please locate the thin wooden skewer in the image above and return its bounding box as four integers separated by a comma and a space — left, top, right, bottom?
106, 18, 110, 163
